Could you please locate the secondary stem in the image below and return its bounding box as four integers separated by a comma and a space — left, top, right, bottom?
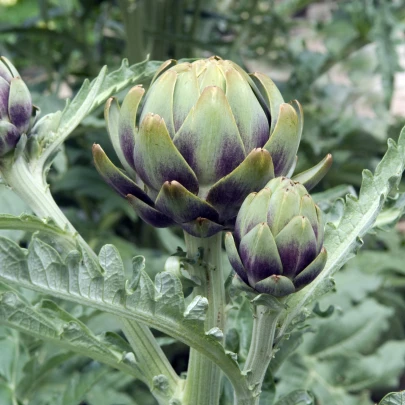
121, 319, 182, 403
182, 232, 225, 405
240, 304, 282, 405
1, 156, 75, 234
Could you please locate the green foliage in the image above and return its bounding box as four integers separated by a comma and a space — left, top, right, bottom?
37, 58, 160, 169
0, 185, 31, 242
0, 325, 144, 405
280, 129, 405, 333
274, 390, 314, 405
273, 225, 405, 404
1, 1, 405, 404
0, 282, 142, 377
379, 391, 405, 405
0, 234, 243, 390
274, 260, 405, 404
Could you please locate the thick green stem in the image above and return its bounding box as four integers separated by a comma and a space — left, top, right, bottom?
182, 232, 225, 405
121, 319, 181, 403
239, 305, 282, 405
0, 156, 179, 402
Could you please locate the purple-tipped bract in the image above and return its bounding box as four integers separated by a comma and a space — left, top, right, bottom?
93, 56, 332, 237
225, 177, 327, 297
0, 57, 37, 156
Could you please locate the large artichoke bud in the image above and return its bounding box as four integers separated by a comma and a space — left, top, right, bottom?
225, 177, 327, 297
0, 57, 37, 156
93, 56, 331, 238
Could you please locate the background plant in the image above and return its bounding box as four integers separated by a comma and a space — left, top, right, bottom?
0, 1, 405, 404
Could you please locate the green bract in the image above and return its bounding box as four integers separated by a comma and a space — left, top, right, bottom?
225, 177, 327, 297
93, 56, 332, 237
0, 57, 37, 156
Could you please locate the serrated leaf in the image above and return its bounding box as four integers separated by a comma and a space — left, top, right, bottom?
38, 59, 161, 168
0, 237, 242, 387
60, 367, 108, 405
226, 296, 253, 362
0, 282, 142, 379
318, 266, 382, 311
301, 299, 393, 358
184, 296, 208, 321
379, 391, 405, 405
155, 271, 184, 316
0, 214, 70, 240
349, 249, 405, 276
17, 352, 75, 398
274, 390, 314, 405
374, 193, 405, 230
206, 327, 224, 342
279, 129, 405, 337
312, 184, 357, 213
0, 328, 26, 384
98, 244, 126, 304
276, 333, 405, 404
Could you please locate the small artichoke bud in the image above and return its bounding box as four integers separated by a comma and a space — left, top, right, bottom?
225, 178, 327, 297
93, 56, 332, 238
0, 57, 38, 157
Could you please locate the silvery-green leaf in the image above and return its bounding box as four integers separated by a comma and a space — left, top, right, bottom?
39, 59, 160, 169
225, 296, 253, 362
276, 292, 403, 405
300, 299, 393, 359
311, 184, 357, 206
279, 128, 405, 337
276, 340, 405, 405
206, 327, 224, 342
0, 185, 31, 242
274, 390, 314, 405
184, 296, 208, 321
378, 391, 405, 405
0, 236, 242, 386
0, 282, 142, 380
59, 367, 108, 405
374, 193, 405, 230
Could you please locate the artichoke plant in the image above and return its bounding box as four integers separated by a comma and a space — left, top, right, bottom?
93, 56, 331, 237
225, 177, 327, 297
0, 57, 37, 156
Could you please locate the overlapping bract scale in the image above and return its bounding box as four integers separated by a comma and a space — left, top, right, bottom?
93, 56, 332, 237
225, 178, 327, 297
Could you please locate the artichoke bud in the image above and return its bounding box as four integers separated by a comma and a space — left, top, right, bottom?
94, 56, 331, 238
0, 57, 38, 157
226, 177, 327, 298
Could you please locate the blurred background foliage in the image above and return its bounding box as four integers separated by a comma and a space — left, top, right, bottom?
1, 0, 405, 404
